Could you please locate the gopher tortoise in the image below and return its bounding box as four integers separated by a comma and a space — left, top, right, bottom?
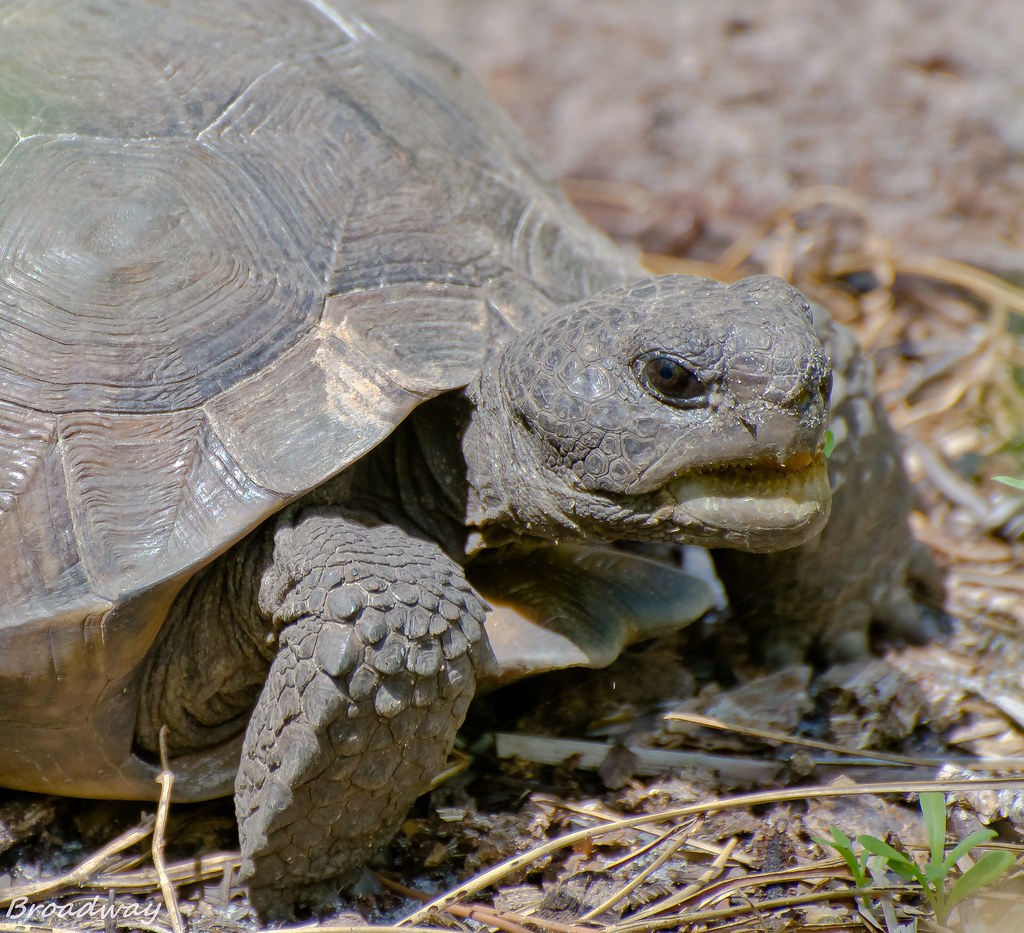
0, 0, 926, 912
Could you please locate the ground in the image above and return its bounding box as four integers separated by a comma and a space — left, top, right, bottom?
2, 2, 1024, 931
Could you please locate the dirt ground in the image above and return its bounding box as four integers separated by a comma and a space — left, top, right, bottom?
2, 2, 1024, 931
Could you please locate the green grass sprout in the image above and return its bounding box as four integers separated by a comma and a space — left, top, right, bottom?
815, 791, 1016, 926
812, 826, 873, 911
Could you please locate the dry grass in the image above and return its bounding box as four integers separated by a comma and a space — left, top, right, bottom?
2, 778, 1021, 931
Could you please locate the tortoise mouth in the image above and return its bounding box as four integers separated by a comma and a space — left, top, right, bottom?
664, 452, 831, 551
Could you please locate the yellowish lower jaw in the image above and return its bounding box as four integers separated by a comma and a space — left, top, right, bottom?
666, 454, 832, 550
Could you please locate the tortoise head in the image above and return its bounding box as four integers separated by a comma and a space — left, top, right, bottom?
464, 274, 832, 553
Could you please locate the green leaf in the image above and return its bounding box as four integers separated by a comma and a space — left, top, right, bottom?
857, 835, 914, 867
994, 475, 1024, 490
813, 829, 866, 885
812, 826, 854, 851
924, 861, 948, 885
920, 791, 948, 865
889, 860, 925, 884
857, 835, 925, 884
823, 430, 836, 459
830, 826, 853, 848
943, 828, 998, 871
946, 851, 1016, 911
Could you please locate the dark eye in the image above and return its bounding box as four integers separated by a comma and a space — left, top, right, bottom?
638, 355, 706, 404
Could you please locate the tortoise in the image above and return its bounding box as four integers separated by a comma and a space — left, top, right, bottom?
0, 0, 928, 912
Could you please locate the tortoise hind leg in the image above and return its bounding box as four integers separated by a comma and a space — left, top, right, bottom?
236, 507, 489, 914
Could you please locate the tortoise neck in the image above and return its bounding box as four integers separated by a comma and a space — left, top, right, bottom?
337, 380, 590, 558
460, 370, 588, 555
330, 393, 475, 557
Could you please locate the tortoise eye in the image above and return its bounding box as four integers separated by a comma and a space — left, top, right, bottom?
638, 355, 706, 404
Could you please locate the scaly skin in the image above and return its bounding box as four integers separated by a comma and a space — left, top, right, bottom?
237, 511, 488, 911
462, 275, 833, 552
140, 508, 489, 911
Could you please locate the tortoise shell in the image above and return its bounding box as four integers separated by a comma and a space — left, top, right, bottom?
0, 0, 631, 796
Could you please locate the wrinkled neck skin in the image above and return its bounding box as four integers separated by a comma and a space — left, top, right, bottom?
329, 394, 471, 557
337, 380, 602, 560
459, 366, 626, 554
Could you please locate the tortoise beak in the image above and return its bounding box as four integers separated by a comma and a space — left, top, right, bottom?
661, 452, 832, 552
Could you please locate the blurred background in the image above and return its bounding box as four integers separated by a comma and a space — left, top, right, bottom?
371, 0, 1024, 270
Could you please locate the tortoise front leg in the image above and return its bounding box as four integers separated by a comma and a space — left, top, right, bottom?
236, 507, 489, 912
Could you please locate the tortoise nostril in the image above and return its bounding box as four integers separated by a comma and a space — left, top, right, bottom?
791, 369, 831, 412
791, 386, 814, 411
